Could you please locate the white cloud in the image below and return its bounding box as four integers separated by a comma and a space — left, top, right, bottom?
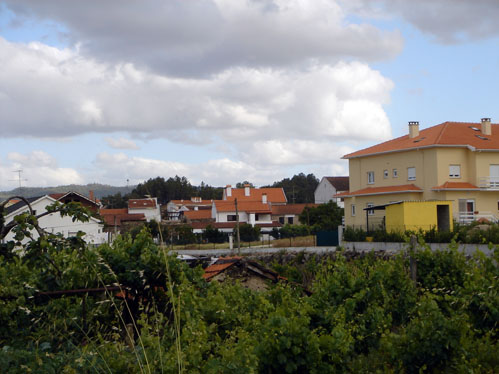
91, 152, 348, 187
2, 0, 403, 75
341, 0, 499, 43
105, 137, 140, 150
0, 38, 393, 151
0, 151, 83, 190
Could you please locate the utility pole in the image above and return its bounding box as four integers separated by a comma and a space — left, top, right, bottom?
235, 198, 241, 255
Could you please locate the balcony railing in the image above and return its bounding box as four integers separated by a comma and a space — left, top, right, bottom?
459, 212, 498, 224
479, 176, 499, 189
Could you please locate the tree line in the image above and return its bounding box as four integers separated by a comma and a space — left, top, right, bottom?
101, 173, 320, 208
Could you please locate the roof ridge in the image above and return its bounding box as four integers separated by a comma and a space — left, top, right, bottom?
434, 121, 450, 144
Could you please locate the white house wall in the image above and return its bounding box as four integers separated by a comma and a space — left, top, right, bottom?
3, 196, 107, 245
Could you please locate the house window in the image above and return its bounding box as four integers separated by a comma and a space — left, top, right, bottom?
449, 165, 461, 178
227, 214, 237, 222
367, 171, 375, 184
393, 169, 398, 178
383, 170, 388, 179
287, 217, 294, 224
32, 210, 37, 216
367, 203, 374, 216
255, 214, 260, 221
351, 204, 356, 216
279, 217, 285, 224
408, 167, 416, 181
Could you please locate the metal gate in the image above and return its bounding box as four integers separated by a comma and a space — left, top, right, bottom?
316, 230, 339, 246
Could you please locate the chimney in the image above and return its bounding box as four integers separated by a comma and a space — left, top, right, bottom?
89, 190, 95, 202
226, 185, 232, 197
408, 121, 419, 138
244, 184, 250, 196
262, 193, 267, 204
481, 117, 491, 136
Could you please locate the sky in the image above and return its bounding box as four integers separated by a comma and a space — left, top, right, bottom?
0, 0, 498, 190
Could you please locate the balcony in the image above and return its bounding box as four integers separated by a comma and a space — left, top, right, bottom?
459, 212, 498, 224
479, 176, 499, 189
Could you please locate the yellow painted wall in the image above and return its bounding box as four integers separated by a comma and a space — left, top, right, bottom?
344, 192, 423, 228
385, 201, 453, 232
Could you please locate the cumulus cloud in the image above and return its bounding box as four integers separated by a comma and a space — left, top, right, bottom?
91, 152, 348, 187
105, 137, 140, 150
0, 151, 83, 189
342, 0, 499, 43
0, 37, 393, 148
2, 0, 403, 76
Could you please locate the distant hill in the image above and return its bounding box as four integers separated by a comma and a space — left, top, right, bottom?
0, 183, 136, 201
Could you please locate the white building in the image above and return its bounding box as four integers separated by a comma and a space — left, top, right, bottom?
3, 195, 107, 244
314, 177, 349, 207
128, 198, 162, 222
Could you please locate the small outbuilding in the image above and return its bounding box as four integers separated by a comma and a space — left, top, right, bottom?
364, 200, 453, 232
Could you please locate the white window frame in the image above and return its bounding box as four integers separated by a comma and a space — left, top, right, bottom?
407, 167, 416, 181
351, 204, 356, 216
393, 169, 398, 178
383, 169, 388, 179
449, 165, 461, 178
367, 171, 375, 184
367, 203, 374, 216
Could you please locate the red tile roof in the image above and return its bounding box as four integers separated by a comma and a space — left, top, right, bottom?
344, 121, 499, 159
203, 258, 241, 280
169, 199, 212, 207
432, 182, 480, 191
225, 187, 287, 204
129, 199, 157, 209
184, 209, 212, 220
271, 203, 320, 215
99, 208, 146, 225
324, 177, 349, 191
335, 184, 423, 197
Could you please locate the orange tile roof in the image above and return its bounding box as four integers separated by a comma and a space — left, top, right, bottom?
335, 184, 423, 197
129, 199, 157, 209
99, 208, 146, 225
184, 209, 212, 220
202, 257, 242, 280
225, 187, 287, 204
344, 121, 499, 159
190, 221, 281, 230
214, 200, 272, 213
271, 203, 320, 215
432, 182, 479, 191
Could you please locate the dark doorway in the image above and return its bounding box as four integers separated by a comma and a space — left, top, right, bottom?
437, 205, 450, 231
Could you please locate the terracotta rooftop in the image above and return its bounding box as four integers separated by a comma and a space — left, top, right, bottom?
344, 121, 499, 159
169, 199, 212, 206
271, 203, 320, 215
129, 198, 157, 209
225, 187, 287, 204
432, 182, 480, 191
184, 209, 212, 220
324, 177, 349, 191
99, 208, 146, 225
335, 184, 423, 198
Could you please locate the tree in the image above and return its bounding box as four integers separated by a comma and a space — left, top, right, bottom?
236, 181, 254, 188
299, 201, 343, 232
265, 173, 319, 203
235, 223, 261, 242
100, 192, 129, 209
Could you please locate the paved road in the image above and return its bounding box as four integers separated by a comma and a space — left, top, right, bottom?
170, 246, 338, 257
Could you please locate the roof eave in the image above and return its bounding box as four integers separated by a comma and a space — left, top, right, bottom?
343, 144, 482, 159
341, 189, 423, 198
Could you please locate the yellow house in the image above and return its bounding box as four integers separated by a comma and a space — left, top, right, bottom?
337, 118, 499, 230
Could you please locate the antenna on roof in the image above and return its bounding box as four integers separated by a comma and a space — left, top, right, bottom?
10, 169, 28, 193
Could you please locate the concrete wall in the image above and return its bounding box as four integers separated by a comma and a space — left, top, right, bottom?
342, 241, 494, 256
